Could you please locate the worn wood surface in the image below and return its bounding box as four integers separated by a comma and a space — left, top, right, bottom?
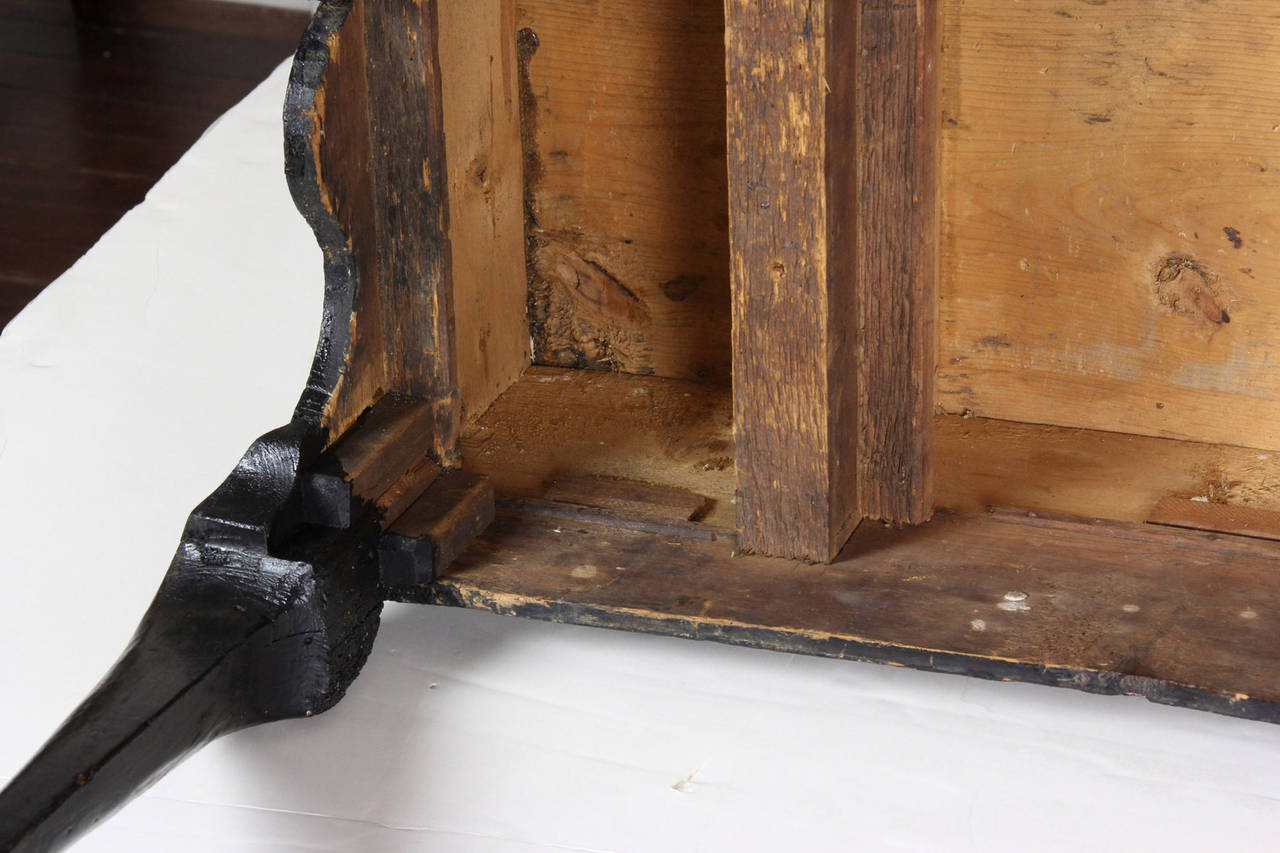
937, 415, 1280, 523
726, 0, 938, 561
461, 366, 736, 528
376, 452, 445, 522
302, 394, 442, 527
427, 506, 1280, 723
461, 367, 1280, 529
725, 0, 850, 562
854, 0, 939, 524
1148, 496, 1280, 543
543, 475, 712, 526
939, 0, 1280, 448
382, 470, 495, 588
516, 0, 730, 383
300, 0, 459, 459
438, 0, 530, 424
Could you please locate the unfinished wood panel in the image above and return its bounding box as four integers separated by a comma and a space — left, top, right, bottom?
438, 0, 529, 424
461, 367, 736, 528
941, 0, 1280, 447
935, 415, 1280, 523
307, 0, 459, 461
460, 368, 1280, 529
433, 507, 1280, 722
517, 0, 730, 383
727, 0, 938, 561
1148, 497, 1280, 543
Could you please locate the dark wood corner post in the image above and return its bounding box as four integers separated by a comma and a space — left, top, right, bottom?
310, 0, 461, 465
726, 0, 940, 562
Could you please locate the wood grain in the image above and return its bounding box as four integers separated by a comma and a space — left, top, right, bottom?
438, 0, 530, 424
461, 366, 736, 528
364, 0, 459, 463
382, 469, 496, 586
726, 0, 938, 561
516, 0, 730, 383
940, 0, 1280, 448
1148, 496, 1280, 543
307, 0, 459, 461
543, 475, 711, 526
854, 0, 940, 524
725, 0, 844, 561
461, 367, 1280, 529
935, 415, 1280, 522
302, 394, 443, 528
428, 506, 1280, 723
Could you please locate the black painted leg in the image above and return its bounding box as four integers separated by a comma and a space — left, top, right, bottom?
0, 425, 384, 853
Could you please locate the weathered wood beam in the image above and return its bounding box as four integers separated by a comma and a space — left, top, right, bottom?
726, 0, 939, 562
305, 0, 460, 464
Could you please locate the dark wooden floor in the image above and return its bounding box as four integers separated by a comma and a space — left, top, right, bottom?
0, 0, 311, 329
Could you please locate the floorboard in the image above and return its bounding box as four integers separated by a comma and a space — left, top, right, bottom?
0, 0, 311, 329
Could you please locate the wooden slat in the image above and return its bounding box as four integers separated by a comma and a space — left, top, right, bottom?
543, 475, 711, 526
381, 470, 495, 587
364, 0, 460, 464
1147, 497, 1280, 543
461, 366, 736, 529
725, 0, 939, 562
438, 0, 530, 424
853, 0, 939, 523
935, 416, 1280, 522
376, 453, 445, 523
428, 506, 1280, 723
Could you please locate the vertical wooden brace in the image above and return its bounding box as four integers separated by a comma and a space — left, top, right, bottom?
726, 0, 939, 562
311, 0, 461, 466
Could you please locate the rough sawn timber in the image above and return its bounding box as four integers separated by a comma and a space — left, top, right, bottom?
725, 0, 939, 561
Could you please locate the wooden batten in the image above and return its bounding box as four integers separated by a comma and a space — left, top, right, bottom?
725, 0, 939, 562
437, 0, 530, 425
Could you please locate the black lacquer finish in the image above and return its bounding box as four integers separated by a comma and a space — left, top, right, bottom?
0, 5, 396, 851
0, 425, 385, 853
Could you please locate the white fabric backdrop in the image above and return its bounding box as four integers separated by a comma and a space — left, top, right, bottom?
1, 61, 1278, 852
